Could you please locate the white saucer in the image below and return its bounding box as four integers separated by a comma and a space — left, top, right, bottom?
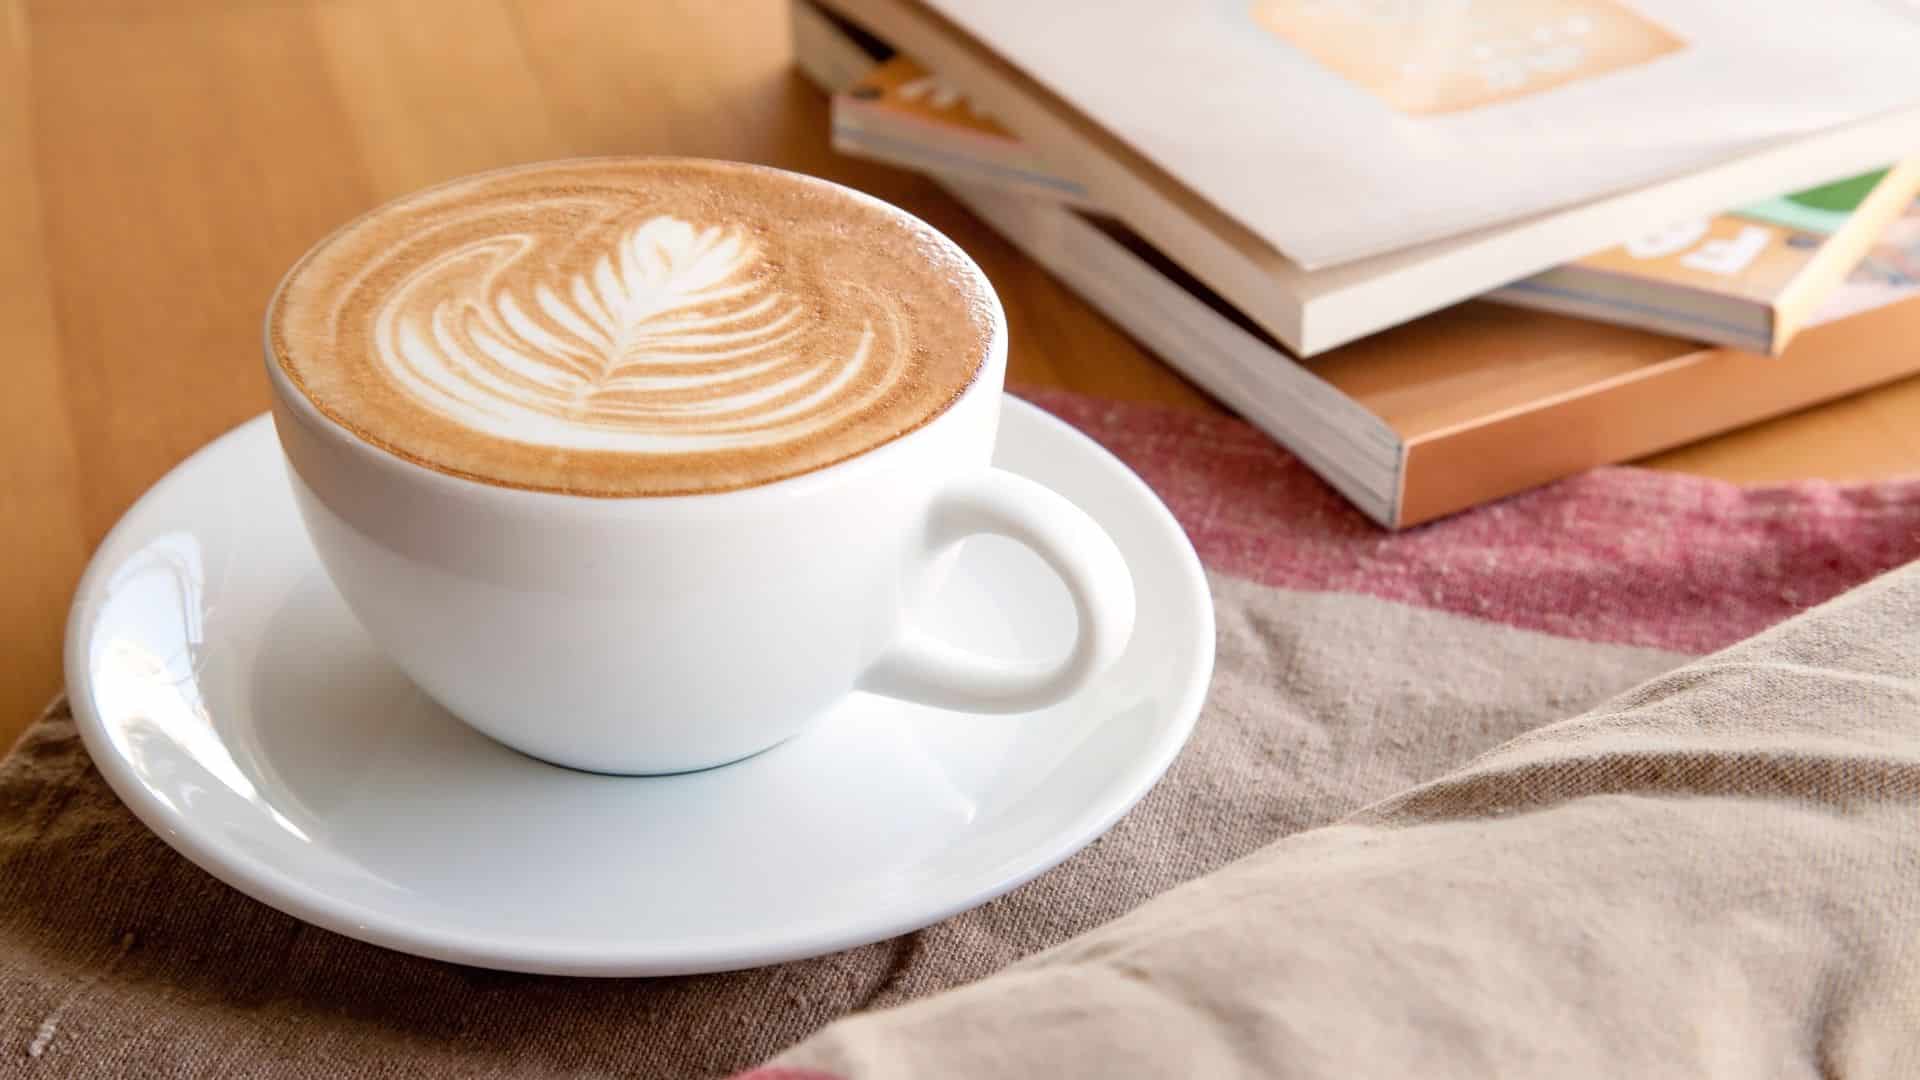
64, 396, 1212, 976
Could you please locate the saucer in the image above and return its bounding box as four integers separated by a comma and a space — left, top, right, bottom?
64, 396, 1213, 976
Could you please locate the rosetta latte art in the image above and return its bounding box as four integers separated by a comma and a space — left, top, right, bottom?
272, 159, 992, 495
371, 215, 905, 451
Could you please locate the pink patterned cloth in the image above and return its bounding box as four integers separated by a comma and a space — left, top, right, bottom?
1027, 390, 1920, 653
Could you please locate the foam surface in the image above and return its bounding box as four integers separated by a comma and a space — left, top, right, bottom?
271, 159, 994, 495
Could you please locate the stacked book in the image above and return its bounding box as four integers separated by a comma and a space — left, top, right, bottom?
792, 0, 1920, 527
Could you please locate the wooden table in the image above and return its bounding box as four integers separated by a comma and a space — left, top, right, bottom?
5, 0, 1919, 749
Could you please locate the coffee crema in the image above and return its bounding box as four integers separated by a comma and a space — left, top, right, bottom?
270, 158, 996, 496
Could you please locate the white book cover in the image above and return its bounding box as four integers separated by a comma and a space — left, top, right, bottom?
922, 0, 1920, 270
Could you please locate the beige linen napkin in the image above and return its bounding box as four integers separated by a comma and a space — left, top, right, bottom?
766, 561, 1920, 1078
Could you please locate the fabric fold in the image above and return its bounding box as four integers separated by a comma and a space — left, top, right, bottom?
765, 563, 1920, 1078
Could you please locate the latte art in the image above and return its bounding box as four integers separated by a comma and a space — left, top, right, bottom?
376, 216, 904, 452
270, 159, 995, 496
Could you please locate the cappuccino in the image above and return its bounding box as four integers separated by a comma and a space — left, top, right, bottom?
269, 158, 994, 496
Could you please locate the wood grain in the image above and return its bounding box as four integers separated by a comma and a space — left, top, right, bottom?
2, 0, 1914, 749
2, 0, 88, 757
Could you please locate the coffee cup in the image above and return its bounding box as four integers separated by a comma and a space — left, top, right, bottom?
264, 158, 1135, 774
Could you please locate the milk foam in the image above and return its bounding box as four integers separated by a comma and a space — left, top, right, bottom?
269, 159, 994, 496
374, 216, 904, 452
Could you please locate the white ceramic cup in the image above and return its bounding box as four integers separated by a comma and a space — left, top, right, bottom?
265, 253, 1136, 774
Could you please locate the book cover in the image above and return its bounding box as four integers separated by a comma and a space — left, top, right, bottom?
833, 54, 1919, 355
918, 0, 1920, 269
817, 0, 1920, 357
1488, 164, 1920, 353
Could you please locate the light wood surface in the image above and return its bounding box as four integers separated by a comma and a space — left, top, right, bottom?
3, 0, 1916, 749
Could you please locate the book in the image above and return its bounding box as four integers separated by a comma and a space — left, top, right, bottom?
1486, 164, 1920, 354
917, 0, 1920, 270
832, 55, 1920, 356
832, 56, 1092, 207
952, 183, 1920, 528
807, 0, 1920, 357
792, 0, 1920, 528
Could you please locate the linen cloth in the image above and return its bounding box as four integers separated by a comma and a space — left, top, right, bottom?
3, 391, 1917, 1077
765, 541, 1920, 1078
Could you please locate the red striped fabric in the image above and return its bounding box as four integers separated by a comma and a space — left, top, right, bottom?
1023, 389, 1920, 654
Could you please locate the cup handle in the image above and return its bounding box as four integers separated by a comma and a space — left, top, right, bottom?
858, 468, 1136, 712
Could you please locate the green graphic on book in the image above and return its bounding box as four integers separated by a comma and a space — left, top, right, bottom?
1741, 169, 1889, 235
